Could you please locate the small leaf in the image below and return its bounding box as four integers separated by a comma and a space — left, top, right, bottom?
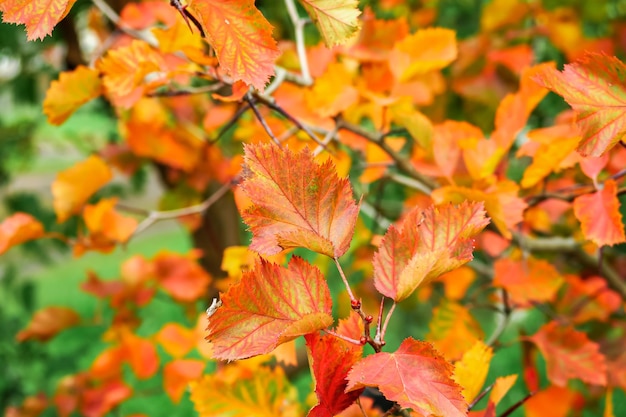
0, 213, 45, 255
573, 179, 626, 246
83, 197, 138, 248
528, 321, 607, 387
0, 0, 77, 40
190, 365, 301, 416
153, 251, 212, 302
242, 144, 359, 258
80, 380, 132, 417
156, 323, 196, 358
305, 61, 359, 118
493, 257, 564, 306
17, 306, 80, 342
346, 337, 467, 417
207, 257, 333, 360
427, 299, 484, 361
163, 359, 205, 403
121, 331, 159, 379
373, 202, 489, 301
305, 332, 363, 417
298, 0, 361, 47
43, 66, 102, 125
187, 0, 280, 90
490, 374, 517, 406
533, 52, 626, 157
453, 340, 493, 403
52, 155, 112, 223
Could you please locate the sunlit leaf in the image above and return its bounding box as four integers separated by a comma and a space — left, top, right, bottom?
453, 340, 493, 403
346, 337, 467, 417
0, 213, 45, 255
298, 0, 361, 47
242, 144, 359, 258
573, 179, 626, 246
533, 52, 626, 156
373, 202, 489, 301
207, 257, 333, 360
427, 299, 484, 361
52, 155, 113, 223
528, 321, 607, 387
16, 306, 80, 342
490, 374, 517, 406
0, 0, 77, 40
187, 0, 280, 90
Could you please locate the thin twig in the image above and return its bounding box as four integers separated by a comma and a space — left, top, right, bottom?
211, 103, 250, 142
244, 95, 282, 147
486, 289, 512, 347
468, 382, 494, 411
500, 392, 534, 417
323, 328, 362, 346
91, 0, 158, 46
147, 83, 225, 97
284, 0, 312, 85
334, 257, 357, 303
377, 301, 396, 344
376, 297, 385, 342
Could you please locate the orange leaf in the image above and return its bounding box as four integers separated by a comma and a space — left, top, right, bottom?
0, 213, 45, 255
389, 27, 457, 82
187, 0, 280, 90
528, 321, 607, 387
163, 359, 205, 403
427, 299, 484, 361
305, 62, 359, 118
242, 144, 359, 258
493, 257, 564, 306
573, 179, 626, 246
373, 202, 489, 301
17, 306, 80, 342
207, 257, 333, 360
532, 52, 626, 157
83, 197, 138, 246
524, 385, 577, 417
121, 332, 159, 380
90, 345, 126, 380
489, 374, 517, 406
153, 251, 212, 302
0, 0, 77, 40
346, 337, 467, 417
81, 380, 132, 417
52, 155, 112, 223
453, 340, 493, 403
305, 332, 363, 417
156, 323, 196, 358
299, 0, 361, 47
555, 275, 621, 324
43, 66, 102, 125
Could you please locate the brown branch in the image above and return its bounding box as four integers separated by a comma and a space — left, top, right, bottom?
245, 94, 282, 147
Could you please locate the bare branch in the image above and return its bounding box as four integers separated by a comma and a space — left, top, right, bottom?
284, 0, 312, 85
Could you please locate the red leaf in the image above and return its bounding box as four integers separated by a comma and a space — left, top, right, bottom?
528, 321, 607, 387
242, 144, 359, 258
187, 0, 280, 90
305, 332, 363, 417
573, 179, 625, 246
163, 359, 205, 403
0, 213, 45, 255
0, 0, 77, 40
207, 257, 333, 360
17, 306, 80, 342
81, 380, 132, 417
346, 338, 467, 417
373, 202, 489, 301
532, 52, 626, 157
153, 251, 212, 302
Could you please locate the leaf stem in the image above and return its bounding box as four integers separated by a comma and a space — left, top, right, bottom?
378, 301, 396, 344
245, 95, 283, 147
284, 0, 312, 85
467, 382, 494, 410
323, 328, 362, 346
334, 257, 356, 303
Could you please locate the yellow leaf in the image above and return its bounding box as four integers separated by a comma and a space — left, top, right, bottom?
299, 0, 362, 47
43, 66, 102, 125
453, 340, 493, 403
490, 374, 517, 406
306, 61, 359, 118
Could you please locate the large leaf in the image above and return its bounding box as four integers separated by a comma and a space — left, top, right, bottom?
206, 257, 333, 360
0, 213, 44, 255
305, 332, 363, 417
187, 0, 280, 90
190, 365, 301, 416
0, 0, 77, 40
573, 179, 626, 246
51, 155, 113, 223
373, 202, 489, 301
533, 52, 626, 156
528, 321, 607, 387
298, 0, 361, 47
43, 66, 103, 126
346, 337, 467, 417
242, 144, 359, 258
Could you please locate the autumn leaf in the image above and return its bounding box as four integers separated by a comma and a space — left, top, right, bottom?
490, 375, 518, 406
0, 0, 77, 40
493, 257, 564, 306
52, 155, 113, 223
163, 359, 205, 403
153, 251, 212, 302
81, 380, 132, 417
389, 28, 457, 82
305, 61, 359, 118
156, 323, 196, 358
241, 144, 359, 258
346, 338, 467, 417
373, 202, 489, 301
17, 306, 80, 342
121, 331, 160, 380
453, 340, 493, 403
190, 365, 301, 416
305, 332, 363, 417
207, 257, 333, 360
427, 299, 484, 361
187, 0, 280, 90
83, 197, 138, 246
528, 321, 607, 387
573, 179, 626, 246
298, 0, 361, 47
533, 52, 626, 156
43, 66, 103, 125
524, 385, 577, 417
0, 213, 45, 255
555, 275, 621, 324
